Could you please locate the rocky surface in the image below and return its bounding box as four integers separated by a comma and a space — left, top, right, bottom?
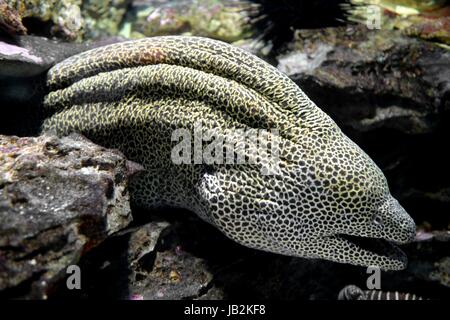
0, 0, 84, 41
0, 36, 91, 78
277, 26, 449, 134
0, 0, 132, 41
0, 0, 252, 42
82, 0, 132, 39
0, 133, 142, 299
0, 0, 27, 35
0, 36, 89, 136
127, 223, 214, 300
345, 0, 450, 46
53, 215, 220, 300
120, 0, 252, 42
47, 208, 449, 300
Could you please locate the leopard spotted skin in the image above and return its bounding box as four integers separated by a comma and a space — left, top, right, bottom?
42, 36, 416, 270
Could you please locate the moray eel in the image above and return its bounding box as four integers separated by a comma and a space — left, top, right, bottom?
42, 36, 416, 270
338, 285, 425, 300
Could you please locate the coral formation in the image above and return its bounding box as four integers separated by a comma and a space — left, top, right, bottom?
121, 0, 252, 42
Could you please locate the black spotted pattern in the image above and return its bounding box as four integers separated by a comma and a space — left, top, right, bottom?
42, 36, 416, 270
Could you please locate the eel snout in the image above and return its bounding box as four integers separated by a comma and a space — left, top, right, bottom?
327, 200, 416, 270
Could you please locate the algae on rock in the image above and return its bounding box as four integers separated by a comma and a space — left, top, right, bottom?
3, 0, 84, 40
345, 0, 450, 46
81, 0, 132, 39
120, 0, 253, 43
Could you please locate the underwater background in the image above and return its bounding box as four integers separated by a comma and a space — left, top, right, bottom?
0, 0, 449, 300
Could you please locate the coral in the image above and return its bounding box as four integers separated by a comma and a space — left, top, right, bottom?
121, 0, 252, 43
1, 0, 132, 41
344, 0, 450, 46
81, 0, 132, 39
4, 0, 84, 40
0, 0, 27, 35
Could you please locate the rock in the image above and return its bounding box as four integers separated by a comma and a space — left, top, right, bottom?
82, 0, 133, 40
0, 36, 91, 78
125, 221, 170, 268
0, 0, 84, 41
22, 207, 449, 300
344, 0, 450, 46
0, 35, 126, 136
430, 256, 450, 288
401, 12, 450, 45
405, 231, 450, 289
125, 217, 222, 300
0, 133, 142, 299
0, 36, 89, 136
277, 26, 449, 134
55, 217, 220, 300
0, 0, 132, 41
134, 248, 213, 300
0, 0, 27, 35
120, 0, 252, 42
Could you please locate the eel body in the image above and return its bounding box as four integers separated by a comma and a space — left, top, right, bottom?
338, 285, 425, 300
42, 36, 416, 270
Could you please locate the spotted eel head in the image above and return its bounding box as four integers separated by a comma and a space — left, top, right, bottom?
196, 111, 416, 271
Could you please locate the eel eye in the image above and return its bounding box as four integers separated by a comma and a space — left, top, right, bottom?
372, 214, 384, 228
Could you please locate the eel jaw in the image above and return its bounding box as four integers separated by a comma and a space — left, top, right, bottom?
335, 234, 408, 271
303, 234, 408, 271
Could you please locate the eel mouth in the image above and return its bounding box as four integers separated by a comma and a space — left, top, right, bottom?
331, 234, 408, 270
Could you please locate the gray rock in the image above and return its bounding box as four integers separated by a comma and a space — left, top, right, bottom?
406, 231, 450, 289
0, 0, 84, 41
0, 35, 128, 78
430, 256, 450, 288
0, 36, 91, 78
57, 215, 223, 300
277, 26, 450, 134
0, 133, 142, 299
334, 231, 449, 300
126, 222, 216, 300
125, 221, 171, 268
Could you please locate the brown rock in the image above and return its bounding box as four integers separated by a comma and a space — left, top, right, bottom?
0, 133, 143, 299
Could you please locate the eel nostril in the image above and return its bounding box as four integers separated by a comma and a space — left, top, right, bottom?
401, 219, 416, 242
